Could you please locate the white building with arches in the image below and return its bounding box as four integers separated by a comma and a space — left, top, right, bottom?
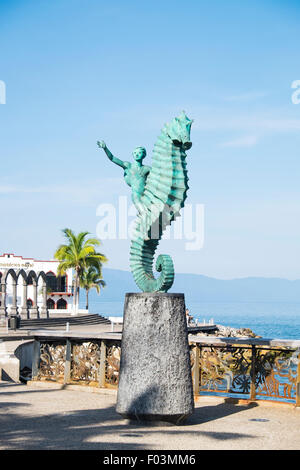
0, 253, 75, 318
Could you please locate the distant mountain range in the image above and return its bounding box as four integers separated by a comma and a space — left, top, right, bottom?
87, 268, 300, 303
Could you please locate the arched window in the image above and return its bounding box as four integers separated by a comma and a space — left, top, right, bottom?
47, 298, 55, 310
27, 270, 37, 286
57, 275, 66, 292
27, 299, 33, 308
57, 298, 67, 310
46, 272, 66, 292
46, 272, 57, 292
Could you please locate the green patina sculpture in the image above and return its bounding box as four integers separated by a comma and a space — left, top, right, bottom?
97, 112, 193, 293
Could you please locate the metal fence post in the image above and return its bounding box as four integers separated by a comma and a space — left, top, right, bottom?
296, 351, 300, 407
32, 340, 40, 380
250, 345, 256, 401
64, 340, 72, 384
193, 345, 200, 396
98, 340, 106, 388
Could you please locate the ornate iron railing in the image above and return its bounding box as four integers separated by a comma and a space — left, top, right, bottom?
30, 333, 300, 406
32, 335, 121, 388
190, 336, 300, 405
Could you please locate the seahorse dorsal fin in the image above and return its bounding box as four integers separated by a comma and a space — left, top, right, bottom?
130, 114, 193, 293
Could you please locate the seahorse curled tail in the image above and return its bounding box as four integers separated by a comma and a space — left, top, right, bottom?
129, 112, 193, 293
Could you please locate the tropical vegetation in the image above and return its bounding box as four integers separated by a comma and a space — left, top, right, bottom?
54, 228, 107, 315
80, 265, 106, 310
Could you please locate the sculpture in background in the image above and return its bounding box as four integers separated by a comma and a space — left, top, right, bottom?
98, 112, 193, 293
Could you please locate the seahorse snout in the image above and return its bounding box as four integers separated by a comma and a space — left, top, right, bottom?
184, 141, 192, 150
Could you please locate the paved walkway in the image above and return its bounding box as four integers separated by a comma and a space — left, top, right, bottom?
0, 381, 299, 450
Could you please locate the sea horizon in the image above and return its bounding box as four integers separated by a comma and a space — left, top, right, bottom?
80, 297, 300, 340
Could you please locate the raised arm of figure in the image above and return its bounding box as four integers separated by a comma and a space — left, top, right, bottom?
97, 140, 129, 169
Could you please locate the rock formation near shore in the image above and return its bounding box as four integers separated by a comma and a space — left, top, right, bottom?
197, 324, 260, 338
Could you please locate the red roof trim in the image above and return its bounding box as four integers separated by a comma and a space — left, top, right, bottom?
0, 253, 59, 263
49, 292, 73, 296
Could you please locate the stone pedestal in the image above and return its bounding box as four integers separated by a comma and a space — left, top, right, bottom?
39, 307, 48, 319
18, 307, 28, 319
116, 293, 194, 424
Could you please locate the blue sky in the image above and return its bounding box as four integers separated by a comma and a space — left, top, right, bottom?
0, 0, 300, 279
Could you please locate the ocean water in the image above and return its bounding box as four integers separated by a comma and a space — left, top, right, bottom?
187, 301, 300, 340
81, 298, 300, 340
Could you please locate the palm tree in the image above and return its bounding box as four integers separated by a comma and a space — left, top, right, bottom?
80, 266, 106, 311
54, 228, 107, 315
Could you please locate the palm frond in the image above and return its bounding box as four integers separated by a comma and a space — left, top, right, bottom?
54, 229, 108, 301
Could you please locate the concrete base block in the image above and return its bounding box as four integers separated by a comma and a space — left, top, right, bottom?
18, 308, 29, 319
116, 293, 194, 424
0, 356, 20, 382
29, 308, 39, 319
0, 341, 21, 382
39, 308, 49, 319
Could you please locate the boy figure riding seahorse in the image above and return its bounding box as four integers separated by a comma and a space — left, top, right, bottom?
97, 141, 150, 214
97, 112, 193, 293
